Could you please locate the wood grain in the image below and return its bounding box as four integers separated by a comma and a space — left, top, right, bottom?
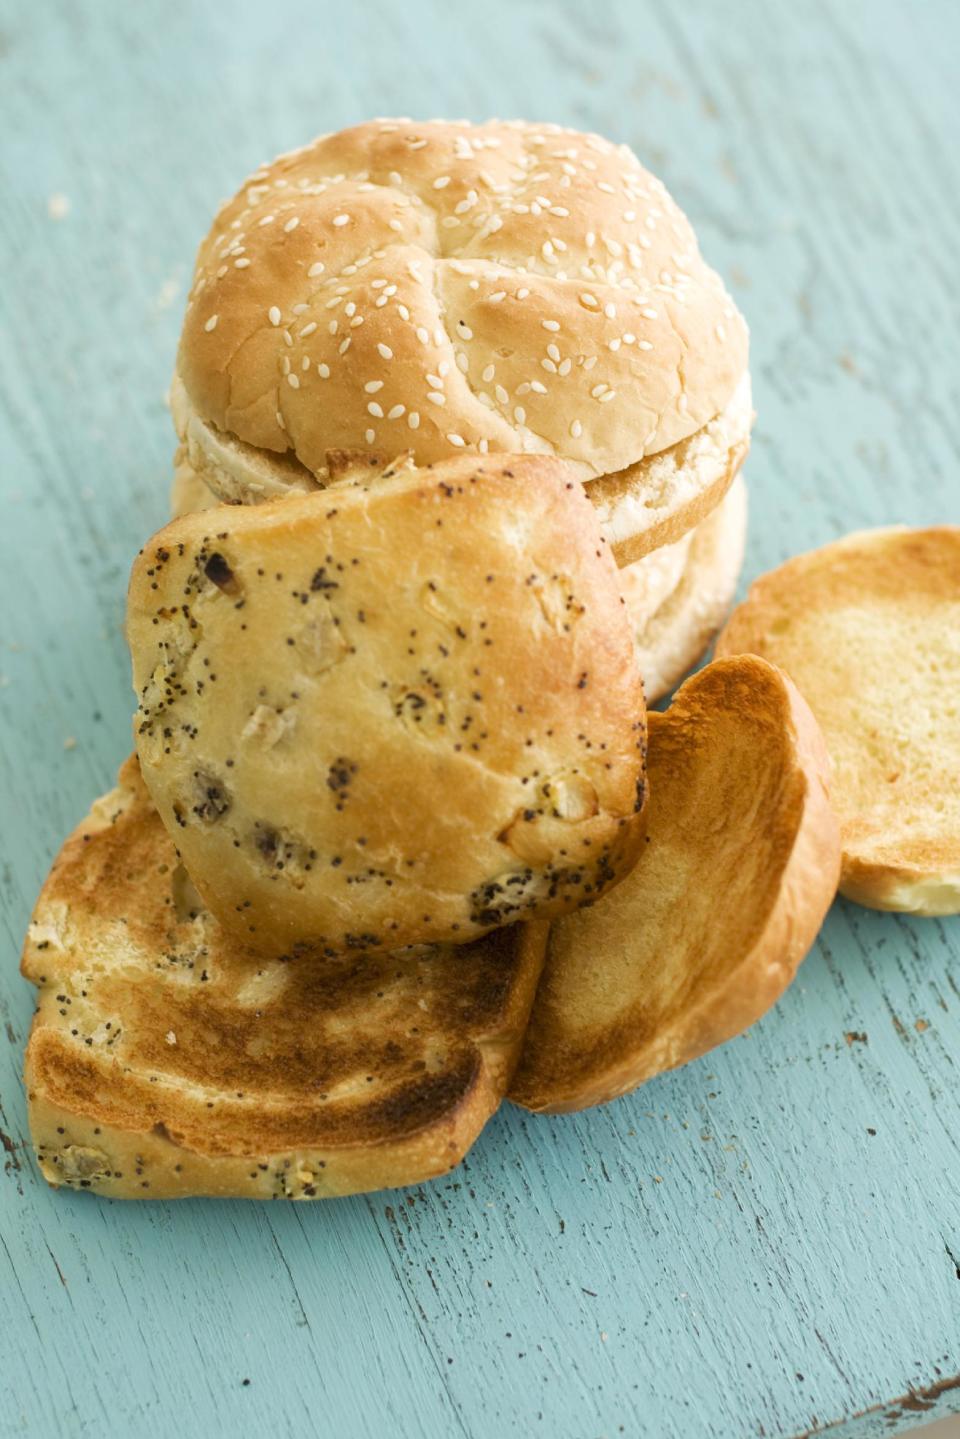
1, 1, 958, 1436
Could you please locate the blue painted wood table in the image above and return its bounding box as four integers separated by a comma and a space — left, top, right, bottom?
1, 3, 958, 1436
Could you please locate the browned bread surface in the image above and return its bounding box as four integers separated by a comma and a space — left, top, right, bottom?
716, 527, 960, 914
22, 758, 547, 1199
176, 118, 747, 485
128, 454, 647, 957
510, 656, 840, 1113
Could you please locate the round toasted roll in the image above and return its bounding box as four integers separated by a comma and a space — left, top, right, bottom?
128, 453, 647, 958
22, 759, 547, 1200
716, 527, 960, 915
510, 656, 840, 1113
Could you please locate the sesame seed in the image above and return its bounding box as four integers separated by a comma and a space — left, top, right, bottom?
416, 327, 429, 344
333, 214, 350, 227
365, 380, 384, 393
283, 330, 293, 347
641, 307, 658, 320
489, 291, 506, 303
339, 338, 351, 354
580, 293, 598, 308
456, 353, 469, 373
318, 363, 330, 378
591, 383, 608, 398
638, 339, 653, 351
258, 214, 275, 227
365, 428, 376, 443
301, 356, 310, 371
542, 358, 556, 373
599, 390, 616, 403
570, 419, 583, 438
427, 391, 445, 405
216, 265, 228, 278
282, 356, 291, 375
482, 364, 495, 382
514, 406, 526, 424
398, 304, 410, 320
204, 315, 219, 332
292, 303, 308, 314
367, 402, 384, 417
276, 409, 285, 429
408, 411, 420, 429
377, 343, 393, 360
447, 433, 466, 446
609, 338, 621, 352
457, 322, 473, 339
495, 384, 509, 405
268, 306, 281, 326
299, 322, 317, 338
287, 373, 300, 389
531, 381, 547, 394
308, 262, 325, 278
433, 176, 451, 189
284, 216, 300, 233
517, 287, 529, 299
350, 316, 364, 328
558, 358, 572, 375
388, 404, 405, 420
541, 319, 560, 332
604, 303, 616, 319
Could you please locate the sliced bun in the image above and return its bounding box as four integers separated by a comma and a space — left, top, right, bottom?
177, 119, 747, 485
23, 759, 547, 1199
510, 656, 840, 1113
716, 527, 960, 915
128, 453, 647, 958
622, 473, 747, 701
170, 368, 751, 566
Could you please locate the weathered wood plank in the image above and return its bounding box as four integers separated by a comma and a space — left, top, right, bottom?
1, 2, 958, 1436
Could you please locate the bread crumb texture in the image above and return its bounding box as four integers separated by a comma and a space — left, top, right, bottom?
716, 527, 960, 915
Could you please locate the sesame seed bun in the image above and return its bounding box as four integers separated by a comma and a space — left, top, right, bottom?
173, 119, 750, 556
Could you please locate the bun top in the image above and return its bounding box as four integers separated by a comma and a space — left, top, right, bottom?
177, 119, 748, 482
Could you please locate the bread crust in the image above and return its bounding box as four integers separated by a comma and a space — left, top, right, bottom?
22, 759, 548, 1199
509, 657, 841, 1113
716, 527, 960, 915
129, 453, 647, 957
622, 473, 747, 701
176, 119, 747, 490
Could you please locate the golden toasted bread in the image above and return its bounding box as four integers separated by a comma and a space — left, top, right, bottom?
716, 527, 960, 915
22, 758, 546, 1199
510, 657, 840, 1113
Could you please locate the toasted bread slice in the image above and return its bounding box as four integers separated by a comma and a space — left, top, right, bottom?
716, 527, 960, 915
621, 474, 747, 701
510, 657, 840, 1113
22, 758, 547, 1199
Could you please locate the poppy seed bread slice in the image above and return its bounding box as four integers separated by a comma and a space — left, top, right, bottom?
128, 453, 647, 958
23, 758, 547, 1200
716, 526, 960, 914
510, 657, 840, 1113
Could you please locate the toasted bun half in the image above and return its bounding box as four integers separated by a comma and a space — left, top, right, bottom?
716, 527, 960, 914
622, 473, 747, 701
22, 759, 547, 1200
510, 657, 840, 1113
128, 453, 647, 958
173, 118, 749, 556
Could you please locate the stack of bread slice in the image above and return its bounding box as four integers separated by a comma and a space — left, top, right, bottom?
31, 120, 955, 1203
